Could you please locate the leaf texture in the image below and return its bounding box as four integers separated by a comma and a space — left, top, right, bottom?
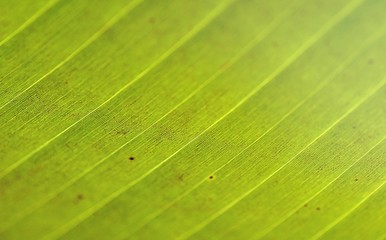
0, 0, 385, 239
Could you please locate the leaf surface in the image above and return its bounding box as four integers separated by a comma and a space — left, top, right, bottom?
0, 0, 385, 239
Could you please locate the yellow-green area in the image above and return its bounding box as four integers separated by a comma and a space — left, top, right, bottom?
0, 0, 385, 239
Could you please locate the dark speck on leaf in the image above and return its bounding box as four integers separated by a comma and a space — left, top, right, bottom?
129, 157, 135, 161
304, 204, 308, 208
316, 207, 320, 211
178, 174, 184, 181
117, 129, 129, 135
355, 178, 358, 181
209, 176, 214, 180
77, 194, 84, 200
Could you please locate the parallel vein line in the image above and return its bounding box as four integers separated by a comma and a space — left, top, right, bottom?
0, 0, 143, 112
250, 23, 386, 237
0, 0, 60, 47
154, 23, 386, 237
21, 2, 237, 239
0, 6, 273, 231
127, 74, 330, 238
13, 92, 72, 133
311, 180, 386, 240
179, 76, 385, 239
0, 0, 233, 181
45, 4, 306, 237
256, 137, 386, 239
44, 0, 366, 238
1, 1, 313, 232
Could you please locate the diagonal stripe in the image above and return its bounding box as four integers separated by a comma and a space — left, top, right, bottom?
0, 5, 276, 231
0, 0, 234, 181
256, 137, 385, 239
127, 25, 386, 237
0, 0, 60, 47
13, 92, 72, 132
127, 75, 331, 238
310, 180, 386, 240
3, 2, 302, 235
43, 1, 366, 239
179, 77, 385, 239
0, 0, 144, 112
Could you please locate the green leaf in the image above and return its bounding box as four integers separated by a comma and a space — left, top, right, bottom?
0, 0, 385, 239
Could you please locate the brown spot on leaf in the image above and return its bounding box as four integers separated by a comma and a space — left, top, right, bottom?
116, 129, 129, 135
129, 157, 135, 161
221, 62, 231, 70
272, 41, 279, 48
316, 207, 320, 211
178, 174, 184, 181
149, 17, 156, 24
